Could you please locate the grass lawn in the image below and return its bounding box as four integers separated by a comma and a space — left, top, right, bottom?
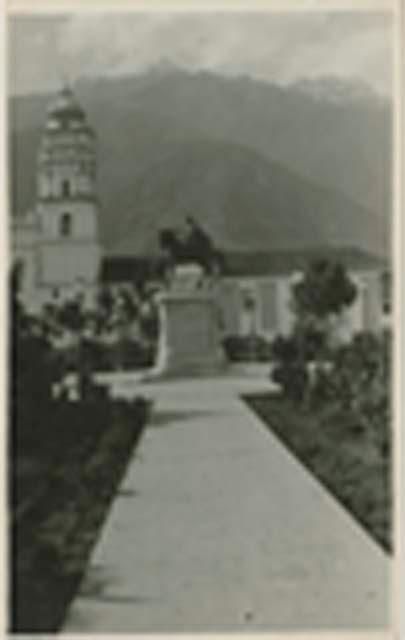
244, 393, 392, 553
9, 396, 150, 633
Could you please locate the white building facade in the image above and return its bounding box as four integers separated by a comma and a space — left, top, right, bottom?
217, 266, 384, 343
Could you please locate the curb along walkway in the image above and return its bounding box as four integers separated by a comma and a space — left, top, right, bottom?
63, 375, 390, 633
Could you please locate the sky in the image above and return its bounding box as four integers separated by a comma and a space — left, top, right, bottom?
8, 11, 393, 96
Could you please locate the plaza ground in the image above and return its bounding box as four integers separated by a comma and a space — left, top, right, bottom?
63, 371, 391, 633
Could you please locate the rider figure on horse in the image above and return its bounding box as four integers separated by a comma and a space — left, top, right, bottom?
159, 216, 224, 278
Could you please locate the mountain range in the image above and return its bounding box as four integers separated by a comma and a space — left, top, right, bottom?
9, 69, 392, 256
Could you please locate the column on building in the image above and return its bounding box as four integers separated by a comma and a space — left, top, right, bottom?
258, 277, 279, 338
217, 279, 243, 336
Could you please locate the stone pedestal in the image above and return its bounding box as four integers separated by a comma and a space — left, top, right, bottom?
154, 291, 224, 376
153, 264, 225, 376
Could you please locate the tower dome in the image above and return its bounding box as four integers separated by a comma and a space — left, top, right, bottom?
45, 85, 93, 134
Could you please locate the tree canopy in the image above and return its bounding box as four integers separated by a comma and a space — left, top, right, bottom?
292, 259, 357, 322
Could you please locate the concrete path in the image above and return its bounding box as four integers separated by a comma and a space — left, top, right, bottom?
63, 374, 391, 633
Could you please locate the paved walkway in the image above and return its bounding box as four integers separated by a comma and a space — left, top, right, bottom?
63, 374, 391, 633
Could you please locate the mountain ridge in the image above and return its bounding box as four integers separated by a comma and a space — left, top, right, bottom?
95, 137, 386, 256
9, 69, 391, 257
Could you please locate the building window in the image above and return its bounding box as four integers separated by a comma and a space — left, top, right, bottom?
60, 212, 73, 237
62, 179, 71, 198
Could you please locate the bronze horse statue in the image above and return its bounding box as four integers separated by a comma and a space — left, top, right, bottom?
159, 222, 225, 277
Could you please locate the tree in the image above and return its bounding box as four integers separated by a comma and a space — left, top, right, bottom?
271, 260, 357, 404
292, 259, 357, 341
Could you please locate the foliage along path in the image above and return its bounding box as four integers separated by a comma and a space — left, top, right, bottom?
63, 373, 390, 633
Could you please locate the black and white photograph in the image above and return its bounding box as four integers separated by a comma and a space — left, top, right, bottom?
5, 3, 397, 635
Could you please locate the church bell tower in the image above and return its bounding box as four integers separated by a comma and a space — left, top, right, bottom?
36, 85, 101, 301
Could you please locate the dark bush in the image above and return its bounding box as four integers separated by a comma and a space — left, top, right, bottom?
57, 300, 85, 332
271, 335, 299, 363
333, 331, 382, 383
322, 331, 389, 412
271, 328, 327, 366
308, 366, 335, 407
270, 334, 312, 403
115, 338, 155, 370
299, 326, 328, 361
272, 362, 309, 404
269, 326, 391, 449
57, 337, 156, 373
12, 330, 57, 420
78, 337, 108, 371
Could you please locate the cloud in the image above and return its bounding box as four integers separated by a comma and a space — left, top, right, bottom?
9, 11, 393, 95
